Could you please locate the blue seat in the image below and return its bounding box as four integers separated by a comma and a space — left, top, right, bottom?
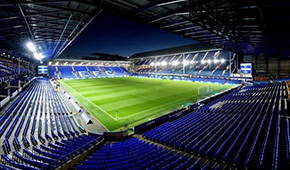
13, 151, 48, 168
23, 149, 56, 164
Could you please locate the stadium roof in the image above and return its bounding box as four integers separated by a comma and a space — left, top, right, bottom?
129, 43, 220, 59
0, 0, 102, 60
1, 0, 290, 61
90, 0, 290, 57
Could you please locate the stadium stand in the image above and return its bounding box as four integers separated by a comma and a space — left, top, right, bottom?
142, 82, 290, 170
48, 66, 130, 79
134, 49, 234, 77
77, 137, 217, 170
0, 78, 101, 169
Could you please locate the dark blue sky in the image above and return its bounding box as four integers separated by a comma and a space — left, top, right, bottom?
60, 12, 196, 57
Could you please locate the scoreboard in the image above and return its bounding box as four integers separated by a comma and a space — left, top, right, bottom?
38, 65, 48, 74
240, 63, 252, 75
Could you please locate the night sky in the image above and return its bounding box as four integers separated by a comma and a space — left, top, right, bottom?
60, 11, 196, 58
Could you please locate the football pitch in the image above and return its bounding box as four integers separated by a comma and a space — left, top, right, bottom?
59, 77, 234, 131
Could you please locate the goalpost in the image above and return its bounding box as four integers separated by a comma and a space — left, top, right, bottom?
198, 85, 228, 95
198, 85, 212, 95
198, 85, 213, 96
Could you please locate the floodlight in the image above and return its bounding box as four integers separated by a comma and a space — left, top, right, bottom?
213, 59, 219, 63
48, 62, 52, 65
207, 59, 212, 64
190, 60, 195, 64
26, 42, 36, 52
201, 60, 206, 64
150, 62, 155, 66
156, 62, 161, 66
161, 61, 167, 66
221, 59, 225, 63
182, 60, 189, 65
33, 52, 43, 60
171, 60, 180, 66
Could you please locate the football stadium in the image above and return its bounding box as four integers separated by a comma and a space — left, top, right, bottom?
0, 1, 290, 170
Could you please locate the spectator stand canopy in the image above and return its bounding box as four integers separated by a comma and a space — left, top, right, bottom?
0, 0, 102, 60
86, 0, 290, 57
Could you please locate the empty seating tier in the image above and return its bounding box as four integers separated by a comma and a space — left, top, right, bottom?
0, 78, 101, 169
77, 138, 220, 170
143, 82, 290, 170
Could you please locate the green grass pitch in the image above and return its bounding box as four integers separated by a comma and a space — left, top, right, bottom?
59, 77, 234, 131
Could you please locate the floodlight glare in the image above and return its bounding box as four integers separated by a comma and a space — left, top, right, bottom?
221, 59, 225, 63
33, 52, 43, 60
182, 60, 189, 65
26, 42, 36, 52
150, 62, 155, 66
171, 60, 180, 66
190, 60, 197, 64
156, 62, 161, 66
201, 60, 206, 64
207, 59, 212, 64
161, 61, 167, 66
213, 59, 219, 63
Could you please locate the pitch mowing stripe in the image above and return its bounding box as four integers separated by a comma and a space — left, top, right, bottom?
91, 94, 141, 106
106, 99, 162, 115
86, 89, 149, 100
98, 96, 150, 111
83, 87, 146, 98
104, 90, 199, 115
118, 94, 197, 119
131, 93, 165, 104
95, 89, 191, 112
60, 80, 117, 121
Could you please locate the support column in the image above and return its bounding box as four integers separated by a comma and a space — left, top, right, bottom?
18, 80, 21, 89
266, 56, 269, 75
229, 52, 232, 74
155, 56, 157, 73
18, 57, 20, 74
183, 53, 185, 74
7, 82, 10, 97
278, 57, 281, 76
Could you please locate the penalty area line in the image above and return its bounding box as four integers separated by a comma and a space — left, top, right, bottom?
60, 81, 117, 121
